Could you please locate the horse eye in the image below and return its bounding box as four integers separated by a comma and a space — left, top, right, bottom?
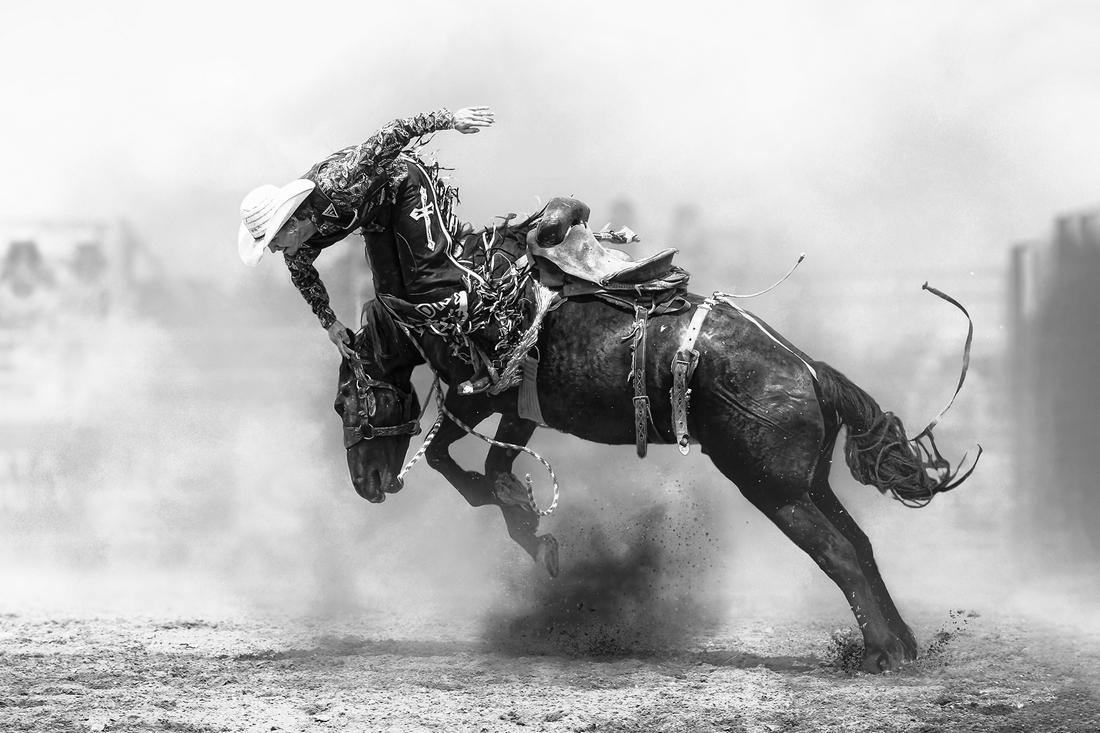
366, 392, 377, 417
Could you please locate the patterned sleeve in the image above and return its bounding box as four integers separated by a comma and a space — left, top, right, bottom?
283, 246, 338, 330
308, 109, 455, 214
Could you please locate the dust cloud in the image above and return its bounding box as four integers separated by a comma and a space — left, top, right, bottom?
1, 1, 1098, 656
0, 215, 1095, 654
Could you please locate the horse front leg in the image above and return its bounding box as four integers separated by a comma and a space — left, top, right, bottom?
484, 414, 559, 578
423, 396, 498, 506
423, 397, 557, 576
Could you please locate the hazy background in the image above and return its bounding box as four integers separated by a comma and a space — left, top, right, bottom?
1, 0, 1097, 646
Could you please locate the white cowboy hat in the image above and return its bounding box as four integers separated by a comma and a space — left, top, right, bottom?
237, 179, 316, 266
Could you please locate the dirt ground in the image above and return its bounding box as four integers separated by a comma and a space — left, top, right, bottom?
2, 585, 1098, 733
2, 413, 1096, 732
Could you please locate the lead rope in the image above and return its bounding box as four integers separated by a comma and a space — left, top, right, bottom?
397, 324, 560, 517
397, 375, 442, 483
437, 397, 560, 517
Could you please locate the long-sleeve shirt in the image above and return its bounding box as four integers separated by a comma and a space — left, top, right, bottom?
284, 109, 456, 329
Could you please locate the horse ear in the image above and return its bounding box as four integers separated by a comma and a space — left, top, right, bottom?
348, 326, 363, 355
337, 355, 352, 386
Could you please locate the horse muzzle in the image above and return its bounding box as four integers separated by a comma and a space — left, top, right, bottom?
351, 467, 404, 503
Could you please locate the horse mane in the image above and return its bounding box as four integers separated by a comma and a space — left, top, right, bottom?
357, 299, 417, 368
483, 206, 545, 246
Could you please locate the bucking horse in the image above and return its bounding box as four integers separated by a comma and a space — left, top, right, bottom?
333, 197, 978, 673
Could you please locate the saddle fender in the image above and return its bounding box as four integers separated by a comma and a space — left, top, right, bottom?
528, 225, 679, 287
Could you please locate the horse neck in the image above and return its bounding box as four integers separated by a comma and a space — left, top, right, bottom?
353, 322, 422, 392
408, 331, 471, 386
376, 332, 423, 391
467, 214, 538, 275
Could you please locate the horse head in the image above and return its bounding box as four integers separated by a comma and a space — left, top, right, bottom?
334, 303, 423, 503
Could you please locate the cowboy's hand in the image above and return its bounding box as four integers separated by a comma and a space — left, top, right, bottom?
453, 106, 495, 134
327, 320, 354, 359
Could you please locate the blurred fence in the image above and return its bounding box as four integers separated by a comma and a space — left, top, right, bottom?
1009, 211, 1100, 559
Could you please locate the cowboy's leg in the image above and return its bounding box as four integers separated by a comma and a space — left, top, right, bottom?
451, 291, 503, 394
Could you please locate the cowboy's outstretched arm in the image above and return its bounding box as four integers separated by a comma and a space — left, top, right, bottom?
362, 106, 493, 154
311, 110, 454, 190
305, 109, 457, 220
309, 107, 494, 190
284, 246, 353, 357
301, 107, 495, 233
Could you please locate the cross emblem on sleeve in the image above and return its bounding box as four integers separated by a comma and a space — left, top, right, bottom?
409, 187, 436, 251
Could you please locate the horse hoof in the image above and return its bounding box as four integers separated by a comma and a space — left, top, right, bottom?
535, 534, 559, 578
900, 627, 920, 662
861, 637, 909, 673
493, 474, 533, 509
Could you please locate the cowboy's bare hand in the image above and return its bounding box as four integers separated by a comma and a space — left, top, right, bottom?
453, 106, 495, 134
327, 320, 355, 359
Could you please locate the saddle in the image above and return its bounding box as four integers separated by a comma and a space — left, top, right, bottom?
528, 225, 679, 289
520, 215, 690, 458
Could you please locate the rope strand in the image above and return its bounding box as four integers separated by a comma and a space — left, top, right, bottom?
397, 375, 442, 482
396, 324, 560, 517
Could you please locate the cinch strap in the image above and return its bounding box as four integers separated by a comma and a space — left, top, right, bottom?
628, 303, 653, 458
671, 299, 715, 455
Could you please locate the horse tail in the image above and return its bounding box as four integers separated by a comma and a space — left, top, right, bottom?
814, 362, 978, 507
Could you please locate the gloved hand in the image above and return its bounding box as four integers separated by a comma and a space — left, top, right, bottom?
327, 320, 355, 360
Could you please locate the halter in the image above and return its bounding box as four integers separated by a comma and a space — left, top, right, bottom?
342, 353, 422, 448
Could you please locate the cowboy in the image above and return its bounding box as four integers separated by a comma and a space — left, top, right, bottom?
237, 106, 495, 377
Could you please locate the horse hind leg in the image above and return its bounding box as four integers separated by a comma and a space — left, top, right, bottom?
734, 477, 912, 673
808, 471, 919, 661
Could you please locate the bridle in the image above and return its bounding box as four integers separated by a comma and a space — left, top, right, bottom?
342, 352, 422, 449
